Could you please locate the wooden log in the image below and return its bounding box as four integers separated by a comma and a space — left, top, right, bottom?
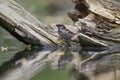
0, 0, 62, 45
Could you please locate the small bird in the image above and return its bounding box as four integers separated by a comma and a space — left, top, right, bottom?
56, 24, 75, 46
56, 24, 75, 41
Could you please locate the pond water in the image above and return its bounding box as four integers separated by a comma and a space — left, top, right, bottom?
0, 47, 72, 80
0, 26, 120, 80
0, 27, 85, 80
0, 25, 98, 80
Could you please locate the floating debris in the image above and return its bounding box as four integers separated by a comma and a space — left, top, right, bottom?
1, 46, 8, 52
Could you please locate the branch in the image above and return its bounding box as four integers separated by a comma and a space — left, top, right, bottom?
0, 0, 61, 45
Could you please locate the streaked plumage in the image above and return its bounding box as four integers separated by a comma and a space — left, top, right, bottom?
56, 24, 75, 40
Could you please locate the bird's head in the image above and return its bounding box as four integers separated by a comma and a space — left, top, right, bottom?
56, 24, 66, 30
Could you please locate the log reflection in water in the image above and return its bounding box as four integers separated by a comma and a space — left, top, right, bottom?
0, 47, 65, 80
69, 53, 120, 80
0, 48, 49, 80
1, 46, 119, 80
58, 48, 82, 69
0, 46, 83, 80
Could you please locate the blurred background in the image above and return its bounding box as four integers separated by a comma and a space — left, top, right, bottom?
16, 0, 74, 25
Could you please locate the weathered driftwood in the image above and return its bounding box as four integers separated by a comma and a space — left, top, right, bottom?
0, 0, 63, 46
0, 0, 120, 80
69, 0, 120, 80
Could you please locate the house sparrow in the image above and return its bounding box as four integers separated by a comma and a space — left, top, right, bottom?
56, 24, 75, 41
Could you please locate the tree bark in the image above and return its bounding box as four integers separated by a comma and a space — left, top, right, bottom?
0, 0, 61, 46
